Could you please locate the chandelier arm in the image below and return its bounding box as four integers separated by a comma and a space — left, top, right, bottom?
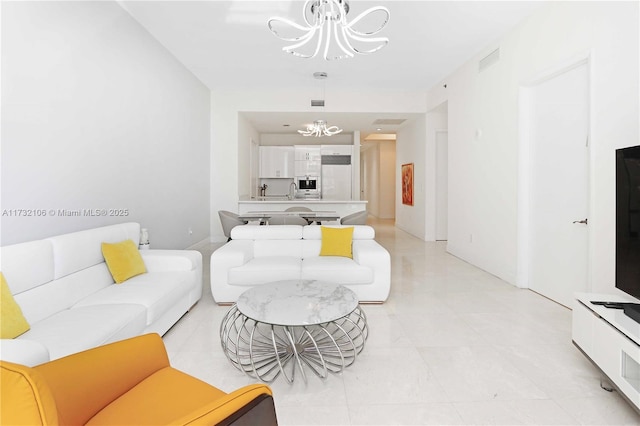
268, 17, 318, 42
311, 24, 325, 60
343, 30, 389, 54
299, 120, 342, 137
344, 6, 390, 36
329, 22, 355, 60
302, 0, 320, 27
268, 1, 389, 60
282, 28, 321, 58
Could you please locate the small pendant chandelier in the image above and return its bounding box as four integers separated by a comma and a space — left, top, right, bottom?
268, 0, 390, 61
298, 120, 343, 137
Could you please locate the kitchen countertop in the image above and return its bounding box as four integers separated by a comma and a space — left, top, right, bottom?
239, 197, 367, 204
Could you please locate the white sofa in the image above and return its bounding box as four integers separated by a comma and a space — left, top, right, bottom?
210, 224, 390, 304
0, 222, 202, 366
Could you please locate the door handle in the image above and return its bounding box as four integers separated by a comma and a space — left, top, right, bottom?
573, 218, 588, 225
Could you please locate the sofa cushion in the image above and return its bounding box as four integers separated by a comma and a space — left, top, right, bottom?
301, 257, 373, 284
101, 240, 147, 283
14, 264, 115, 325
0, 273, 30, 339
85, 367, 226, 425
48, 223, 140, 280
254, 240, 303, 258
73, 272, 191, 325
303, 224, 375, 240
232, 224, 303, 240
0, 240, 54, 294
228, 257, 301, 285
18, 304, 147, 360
319, 226, 354, 258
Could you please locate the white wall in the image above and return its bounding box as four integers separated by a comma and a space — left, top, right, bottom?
209, 88, 426, 240
237, 114, 259, 199
395, 115, 427, 238
1, 1, 210, 248
425, 1, 639, 288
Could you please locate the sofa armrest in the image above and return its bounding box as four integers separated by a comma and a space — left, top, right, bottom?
34, 333, 170, 425
141, 249, 202, 272
174, 384, 277, 426
352, 240, 391, 299
211, 240, 253, 279
0, 338, 50, 366
352, 240, 390, 265
211, 241, 254, 265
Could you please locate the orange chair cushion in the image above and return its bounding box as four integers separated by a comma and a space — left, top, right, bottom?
34, 333, 170, 426
0, 361, 59, 425
85, 367, 227, 425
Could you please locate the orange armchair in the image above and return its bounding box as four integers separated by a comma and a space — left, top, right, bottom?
1, 333, 277, 425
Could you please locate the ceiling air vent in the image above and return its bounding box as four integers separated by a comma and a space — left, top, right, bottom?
311, 100, 325, 107
478, 48, 500, 72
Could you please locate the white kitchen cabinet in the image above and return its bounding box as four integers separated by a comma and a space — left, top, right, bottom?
260, 146, 294, 178
294, 145, 321, 176
295, 159, 321, 176
321, 145, 352, 156
294, 145, 321, 161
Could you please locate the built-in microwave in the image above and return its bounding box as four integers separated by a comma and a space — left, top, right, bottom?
296, 176, 320, 198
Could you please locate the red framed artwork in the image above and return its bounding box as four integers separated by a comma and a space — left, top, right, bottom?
401, 163, 414, 206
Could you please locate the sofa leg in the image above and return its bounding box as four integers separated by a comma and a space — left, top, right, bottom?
217, 394, 278, 426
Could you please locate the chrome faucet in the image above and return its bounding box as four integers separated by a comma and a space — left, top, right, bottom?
289, 181, 297, 200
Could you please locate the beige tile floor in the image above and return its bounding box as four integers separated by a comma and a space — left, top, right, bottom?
162, 219, 640, 425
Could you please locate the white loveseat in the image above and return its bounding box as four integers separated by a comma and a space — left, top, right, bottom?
210, 224, 390, 304
0, 222, 202, 366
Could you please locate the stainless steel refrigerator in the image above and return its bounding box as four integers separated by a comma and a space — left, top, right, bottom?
321, 154, 352, 200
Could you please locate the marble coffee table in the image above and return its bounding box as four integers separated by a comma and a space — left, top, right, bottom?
220, 280, 368, 383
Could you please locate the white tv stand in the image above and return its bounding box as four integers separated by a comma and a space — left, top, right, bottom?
572, 293, 640, 412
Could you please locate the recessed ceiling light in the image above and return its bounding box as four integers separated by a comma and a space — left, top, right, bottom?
283, 124, 290, 127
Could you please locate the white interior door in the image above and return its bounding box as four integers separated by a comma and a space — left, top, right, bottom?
436, 131, 448, 241
529, 62, 590, 307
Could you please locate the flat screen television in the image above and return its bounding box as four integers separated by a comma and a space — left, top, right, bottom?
616, 145, 640, 320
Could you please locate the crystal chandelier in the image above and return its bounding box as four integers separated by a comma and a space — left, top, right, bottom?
268, 0, 390, 61
298, 120, 343, 137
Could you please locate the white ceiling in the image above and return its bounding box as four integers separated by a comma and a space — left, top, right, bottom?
119, 0, 544, 136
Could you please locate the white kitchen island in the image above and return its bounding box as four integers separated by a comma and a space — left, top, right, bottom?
238, 197, 367, 220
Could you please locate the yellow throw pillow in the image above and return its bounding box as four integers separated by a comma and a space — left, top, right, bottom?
101, 240, 147, 284
0, 272, 30, 339
319, 226, 354, 259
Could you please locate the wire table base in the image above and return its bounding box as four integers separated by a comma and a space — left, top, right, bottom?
220, 305, 368, 383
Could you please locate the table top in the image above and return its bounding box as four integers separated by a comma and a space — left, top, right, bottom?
236, 280, 358, 326
238, 211, 340, 221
